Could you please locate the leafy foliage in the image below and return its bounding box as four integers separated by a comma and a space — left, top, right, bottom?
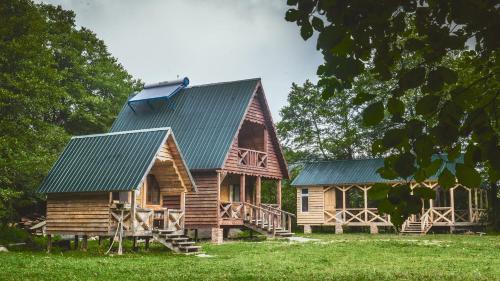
277, 80, 383, 161
0, 0, 141, 225
285, 0, 499, 226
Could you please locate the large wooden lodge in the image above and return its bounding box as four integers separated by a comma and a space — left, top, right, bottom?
38, 78, 293, 252
292, 158, 489, 234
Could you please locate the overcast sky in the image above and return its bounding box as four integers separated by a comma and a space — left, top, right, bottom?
38, 0, 323, 121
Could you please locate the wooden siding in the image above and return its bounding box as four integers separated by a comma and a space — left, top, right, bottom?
46, 192, 110, 235
185, 172, 219, 229
163, 195, 181, 209
223, 93, 286, 179
296, 187, 324, 225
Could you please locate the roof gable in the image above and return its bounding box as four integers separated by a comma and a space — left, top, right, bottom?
110, 78, 260, 170
38, 128, 195, 193
292, 155, 463, 186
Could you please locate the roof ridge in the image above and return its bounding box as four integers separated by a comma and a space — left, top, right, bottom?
72, 127, 171, 139
186, 77, 261, 89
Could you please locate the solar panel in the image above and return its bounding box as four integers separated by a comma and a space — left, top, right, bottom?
127, 77, 189, 111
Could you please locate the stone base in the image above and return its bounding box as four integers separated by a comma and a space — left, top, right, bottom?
211, 228, 223, 244
303, 225, 312, 234
335, 224, 343, 234
370, 224, 378, 234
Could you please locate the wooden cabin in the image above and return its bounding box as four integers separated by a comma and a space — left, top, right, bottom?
109, 78, 292, 243
38, 128, 200, 253
292, 158, 488, 234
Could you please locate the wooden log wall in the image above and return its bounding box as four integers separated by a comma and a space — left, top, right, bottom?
224, 93, 286, 179
296, 187, 324, 225
185, 172, 219, 229
46, 192, 110, 235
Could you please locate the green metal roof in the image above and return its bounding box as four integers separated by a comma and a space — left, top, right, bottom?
291, 155, 463, 186
110, 78, 260, 170
38, 128, 172, 193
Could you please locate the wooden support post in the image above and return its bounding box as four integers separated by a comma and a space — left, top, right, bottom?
132, 237, 138, 252
131, 191, 136, 234
256, 176, 261, 206
450, 188, 455, 223
82, 235, 88, 252
363, 187, 368, 223
468, 188, 473, 222
474, 188, 478, 210
240, 174, 246, 203
194, 229, 198, 242
74, 235, 79, 250
98, 236, 102, 246
145, 237, 150, 251
342, 188, 346, 222
109, 236, 113, 247
277, 179, 282, 209
47, 235, 52, 253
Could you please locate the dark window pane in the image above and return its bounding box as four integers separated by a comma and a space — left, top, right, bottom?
147, 174, 160, 205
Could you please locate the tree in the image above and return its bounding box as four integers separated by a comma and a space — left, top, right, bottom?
0, 0, 141, 226
285, 0, 499, 227
278, 80, 375, 160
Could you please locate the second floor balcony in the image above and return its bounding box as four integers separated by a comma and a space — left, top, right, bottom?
238, 147, 267, 169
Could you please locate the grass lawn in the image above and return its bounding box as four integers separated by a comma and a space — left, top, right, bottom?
0, 233, 499, 281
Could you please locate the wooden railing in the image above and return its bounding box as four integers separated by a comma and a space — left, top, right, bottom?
429, 207, 453, 224
243, 202, 295, 235
110, 207, 154, 235
420, 208, 433, 232
158, 209, 185, 232
238, 148, 267, 169
324, 208, 390, 225
219, 202, 244, 220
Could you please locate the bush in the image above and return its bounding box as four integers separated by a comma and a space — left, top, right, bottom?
0, 226, 30, 244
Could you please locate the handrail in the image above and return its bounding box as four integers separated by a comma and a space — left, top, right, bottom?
260, 203, 296, 217
242, 202, 294, 235
238, 147, 268, 168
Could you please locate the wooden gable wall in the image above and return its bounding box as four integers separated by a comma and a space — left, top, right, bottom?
223, 89, 287, 179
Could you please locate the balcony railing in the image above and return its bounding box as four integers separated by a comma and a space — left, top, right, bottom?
238, 148, 267, 169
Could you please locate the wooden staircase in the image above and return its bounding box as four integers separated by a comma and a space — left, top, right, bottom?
153, 229, 202, 254
401, 210, 433, 235
242, 203, 295, 238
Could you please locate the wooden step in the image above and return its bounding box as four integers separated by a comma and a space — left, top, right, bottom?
167, 237, 189, 242
174, 241, 195, 246
178, 245, 201, 252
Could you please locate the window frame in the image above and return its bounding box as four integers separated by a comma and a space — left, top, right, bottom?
301, 188, 309, 213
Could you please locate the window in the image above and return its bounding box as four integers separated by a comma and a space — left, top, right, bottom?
146, 174, 160, 205
112, 191, 129, 203
301, 188, 309, 212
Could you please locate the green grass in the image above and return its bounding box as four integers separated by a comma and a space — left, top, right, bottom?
0, 233, 499, 281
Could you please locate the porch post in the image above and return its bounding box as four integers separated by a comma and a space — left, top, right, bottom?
342, 187, 346, 222
450, 187, 455, 223
468, 188, 473, 222
256, 176, 261, 206
130, 191, 136, 234
240, 174, 246, 203
363, 186, 368, 223
277, 179, 282, 209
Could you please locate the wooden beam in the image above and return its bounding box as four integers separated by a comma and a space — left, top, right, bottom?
131, 191, 136, 234
450, 188, 455, 223
364, 186, 368, 222
256, 176, 262, 206
468, 188, 473, 222
277, 179, 282, 208
240, 174, 246, 203
82, 235, 88, 252
74, 235, 79, 250
47, 235, 52, 253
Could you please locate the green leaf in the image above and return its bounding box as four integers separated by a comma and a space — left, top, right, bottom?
362, 101, 384, 126
382, 128, 407, 148
353, 91, 375, 105
406, 119, 424, 138
371, 139, 386, 155
285, 9, 299, 22
378, 199, 394, 214
425, 158, 443, 177
447, 144, 461, 162
413, 186, 436, 199
331, 35, 354, 56
405, 38, 425, 51
300, 22, 313, 40
464, 145, 481, 166
311, 16, 324, 32
387, 97, 405, 117
368, 183, 391, 200
399, 67, 426, 90
377, 166, 399, 180
414, 168, 426, 182
416, 95, 440, 116
438, 168, 455, 189
414, 135, 434, 159
455, 164, 481, 187
286, 0, 298, 5
436, 66, 458, 84
393, 152, 416, 178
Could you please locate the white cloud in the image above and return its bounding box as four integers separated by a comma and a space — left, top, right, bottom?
38, 0, 323, 120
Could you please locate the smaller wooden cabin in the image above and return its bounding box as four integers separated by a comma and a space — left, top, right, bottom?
38, 127, 197, 251
292, 158, 488, 234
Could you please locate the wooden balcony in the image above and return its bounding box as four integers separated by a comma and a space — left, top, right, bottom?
238, 148, 267, 169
